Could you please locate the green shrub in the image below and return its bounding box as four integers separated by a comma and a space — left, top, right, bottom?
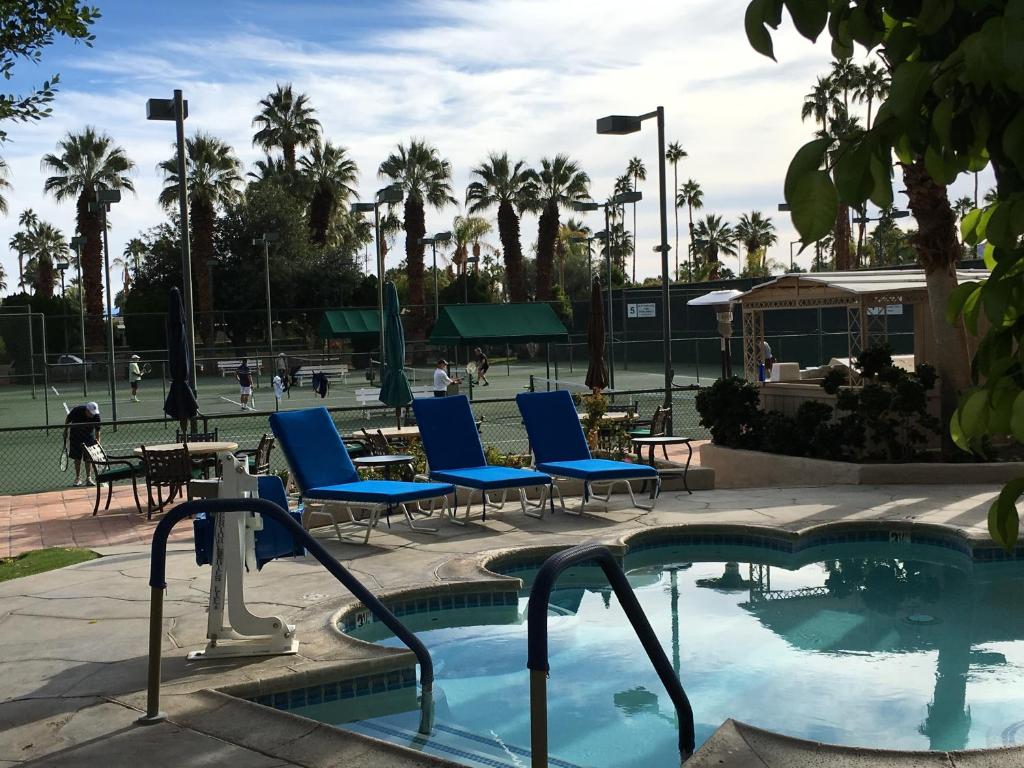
695, 377, 763, 449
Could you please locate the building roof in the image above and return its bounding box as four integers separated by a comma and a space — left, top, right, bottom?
429, 303, 569, 344
738, 269, 989, 310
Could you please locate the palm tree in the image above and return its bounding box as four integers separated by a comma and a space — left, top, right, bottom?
535, 154, 590, 301
450, 215, 492, 277
159, 133, 242, 343
734, 211, 778, 276
802, 76, 841, 135
626, 157, 647, 282
252, 84, 321, 171
24, 220, 66, 299
299, 139, 359, 246
9, 209, 37, 292
379, 140, 456, 328
691, 214, 736, 280
829, 59, 861, 115
466, 152, 538, 303
0, 158, 10, 215
665, 143, 687, 279
557, 217, 589, 291
122, 238, 146, 286
42, 127, 135, 345
676, 179, 704, 281
248, 154, 293, 189
854, 59, 890, 130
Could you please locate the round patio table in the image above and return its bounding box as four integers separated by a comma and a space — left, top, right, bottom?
630, 436, 694, 494
133, 441, 239, 455
352, 454, 415, 528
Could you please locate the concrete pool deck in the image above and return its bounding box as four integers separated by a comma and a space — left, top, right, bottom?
0, 482, 1021, 767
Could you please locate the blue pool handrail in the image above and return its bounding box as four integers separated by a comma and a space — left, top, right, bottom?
526, 544, 695, 765
139, 497, 433, 733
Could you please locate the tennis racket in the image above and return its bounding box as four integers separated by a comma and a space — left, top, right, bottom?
466, 361, 478, 377
59, 436, 69, 472
142, 362, 152, 375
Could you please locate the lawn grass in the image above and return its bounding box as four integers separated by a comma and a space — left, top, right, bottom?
0, 547, 99, 582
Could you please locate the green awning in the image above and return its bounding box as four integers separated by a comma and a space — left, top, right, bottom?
319, 309, 381, 339
429, 303, 569, 344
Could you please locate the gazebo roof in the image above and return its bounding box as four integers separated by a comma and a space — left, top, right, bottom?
737, 269, 989, 310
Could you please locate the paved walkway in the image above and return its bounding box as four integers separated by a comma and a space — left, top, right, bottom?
0, 481, 1014, 767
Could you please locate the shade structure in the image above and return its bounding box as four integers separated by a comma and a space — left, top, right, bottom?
585, 278, 609, 392
378, 281, 413, 426
318, 308, 381, 339
428, 303, 568, 345
163, 286, 199, 430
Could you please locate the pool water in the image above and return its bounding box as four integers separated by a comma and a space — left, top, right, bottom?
292, 542, 1024, 767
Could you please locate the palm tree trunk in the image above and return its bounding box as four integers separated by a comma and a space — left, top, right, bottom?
536, 198, 558, 301
498, 200, 527, 303
857, 204, 867, 267
77, 192, 105, 347
37, 259, 55, 299
404, 195, 427, 338
687, 205, 694, 281
16, 254, 24, 292
834, 204, 853, 270
903, 159, 972, 458
283, 143, 296, 172
191, 199, 216, 345
672, 165, 679, 280
309, 190, 332, 246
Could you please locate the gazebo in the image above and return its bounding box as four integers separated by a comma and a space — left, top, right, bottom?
737, 269, 988, 383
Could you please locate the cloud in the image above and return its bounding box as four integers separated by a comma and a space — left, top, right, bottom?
0, 0, 995, 299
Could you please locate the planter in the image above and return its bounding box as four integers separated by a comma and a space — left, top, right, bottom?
699, 443, 1024, 489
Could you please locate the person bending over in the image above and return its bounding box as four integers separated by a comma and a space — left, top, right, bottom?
65, 401, 101, 486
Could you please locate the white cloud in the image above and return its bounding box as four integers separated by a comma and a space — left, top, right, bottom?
0, 0, 996, 299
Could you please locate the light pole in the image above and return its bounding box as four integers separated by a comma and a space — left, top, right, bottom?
147, 90, 196, 390
598, 109, 674, 416
56, 260, 69, 352
852, 209, 910, 266
464, 255, 480, 304
352, 183, 404, 360
418, 231, 452, 319
89, 189, 121, 424
253, 233, 278, 356
789, 240, 800, 272
70, 236, 88, 397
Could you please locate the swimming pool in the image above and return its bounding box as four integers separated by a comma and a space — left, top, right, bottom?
285, 540, 1024, 767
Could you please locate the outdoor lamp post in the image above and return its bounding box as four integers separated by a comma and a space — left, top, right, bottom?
418, 231, 452, 319
89, 189, 121, 424
598, 108, 674, 416
56, 260, 70, 353
789, 240, 800, 272
252, 233, 279, 356
463, 255, 480, 304
146, 90, 196, 390
69, 236, 88, 396
352, 183, 404, 360
852, 209, 910, 266
687, 290, 743, 380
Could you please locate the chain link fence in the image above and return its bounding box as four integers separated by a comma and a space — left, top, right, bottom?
0, 387, 706, 497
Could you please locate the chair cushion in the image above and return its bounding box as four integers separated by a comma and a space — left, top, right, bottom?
412, 395, 487, 471
97, 466, 136, 482
430, 466, 551, 491
536, 459, 658, 482
516, 391, 592, 463
270, 407, 359, 491
306, 479, 453, 504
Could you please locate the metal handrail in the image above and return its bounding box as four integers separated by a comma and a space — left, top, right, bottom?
527, 544, 695, 766
138, 497, 433, 733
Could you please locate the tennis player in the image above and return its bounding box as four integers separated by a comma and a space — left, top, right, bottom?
432, 359, 460, 397
473, 347, 490, 386
128, 354, 144, 402
64, 401, 101, 486
236, 359, 253, 410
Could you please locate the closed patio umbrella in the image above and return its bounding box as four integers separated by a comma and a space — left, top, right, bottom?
585, 278, 609, 392
163, 286, 199, 438
378, 281, 413, 428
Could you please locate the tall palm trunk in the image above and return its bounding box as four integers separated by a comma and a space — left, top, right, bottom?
902, 160, 972, 458
834, 204, 853, 269
16, 253, 24, 291
536, 198, 559, 301
37, 259, 55, 299
309, 190, 332, 245
856, 204, 867, 266
404, 194, 427, 338
498, 200, 527, 302
283, 142, 296, 172
76, 192, 105, 346
191, 199, 217, 345
686, 205, 695, 281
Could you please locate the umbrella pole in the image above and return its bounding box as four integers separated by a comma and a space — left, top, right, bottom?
396, 407, 401, 429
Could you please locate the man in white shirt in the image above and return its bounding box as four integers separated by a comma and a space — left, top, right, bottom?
432, 359, 460, 397
128, 354, 144, 402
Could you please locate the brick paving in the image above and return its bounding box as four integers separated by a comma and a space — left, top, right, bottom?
1, 484, 194, 559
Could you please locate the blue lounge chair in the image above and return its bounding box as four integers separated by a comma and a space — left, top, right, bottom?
413, 395, 555, 525
269, 407, 453, 543
515, 390, 660, 514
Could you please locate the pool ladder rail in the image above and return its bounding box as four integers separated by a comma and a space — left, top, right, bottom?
527, 544, 695, 767
138, 497, 435, 735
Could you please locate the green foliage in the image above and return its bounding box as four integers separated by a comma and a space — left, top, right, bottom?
695, 377, 763, 449
744, 0, 1024, 542
0, 1, 99, 142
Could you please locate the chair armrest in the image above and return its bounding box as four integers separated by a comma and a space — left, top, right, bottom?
233, 448, 259, 457
98, 458, 139, 470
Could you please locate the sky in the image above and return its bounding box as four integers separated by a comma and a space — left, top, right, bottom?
0, 0, 994, 297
